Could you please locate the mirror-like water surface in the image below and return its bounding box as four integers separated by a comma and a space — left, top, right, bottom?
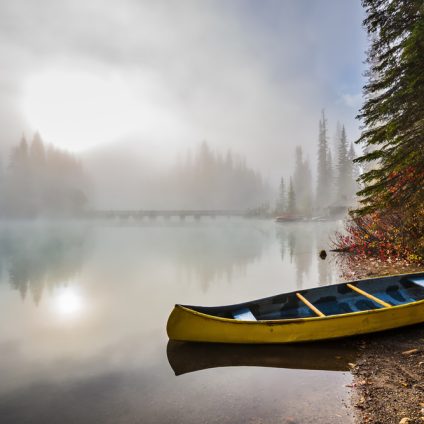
0, 219, 354, 423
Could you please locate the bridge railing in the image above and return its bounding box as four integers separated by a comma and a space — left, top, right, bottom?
87, 210, 248, 219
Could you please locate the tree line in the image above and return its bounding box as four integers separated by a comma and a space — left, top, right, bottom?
2, 127, 359, 219
166, 141, 272, 210
335, 0, 423, 264
0, 133, 88, 218
275, 110, 359, 218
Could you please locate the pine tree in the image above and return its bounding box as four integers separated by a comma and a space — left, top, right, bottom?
303, 157, 313, 217
4, 134, 89, 217
330, 121, 343, 204
6, 136, 31, 216
10, 136, 29, 172
287, 177, 297, 214
336, 126, 349, 203
293, 146, 304, 211
327, 148, 334, 204
29, 133, 47, 215
276, 177, 286, 214
353, 0, 424, 216
173, 142, 271, 210
333, 122, 343, 160
29, 132, 46, 168
348, 142, 359, 200
316, 110, 331, 211
293, 146, 314, 216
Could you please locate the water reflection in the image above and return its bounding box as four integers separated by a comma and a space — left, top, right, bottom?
167, 340, 358, 376
276, 224, 313, 289
0, 220, 352, 424
275, 222, 340, 289
0, 220, 341, 305
172, 221, 272, 291
52, 286, 86, 318
0, 224, 90, 304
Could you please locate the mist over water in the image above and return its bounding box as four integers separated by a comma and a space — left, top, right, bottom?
0, 219, 353, 424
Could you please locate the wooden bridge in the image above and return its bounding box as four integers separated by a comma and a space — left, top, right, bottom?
88, 209, 247, 220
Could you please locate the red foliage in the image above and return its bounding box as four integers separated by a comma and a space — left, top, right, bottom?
333, 208, 424, 265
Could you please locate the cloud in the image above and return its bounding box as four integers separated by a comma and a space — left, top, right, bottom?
0, 0, 367, 182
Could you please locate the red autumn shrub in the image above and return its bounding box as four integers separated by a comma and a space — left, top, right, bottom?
333, 208, 424, 264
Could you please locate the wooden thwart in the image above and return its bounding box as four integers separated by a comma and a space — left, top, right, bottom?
296, 292, 326, 317
346, 283, 392, 308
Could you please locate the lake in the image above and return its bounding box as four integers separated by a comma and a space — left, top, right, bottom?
0, 219, 355, 423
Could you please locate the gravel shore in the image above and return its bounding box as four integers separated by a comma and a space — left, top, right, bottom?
350, 325, 424, 424
335, 258, 424, 424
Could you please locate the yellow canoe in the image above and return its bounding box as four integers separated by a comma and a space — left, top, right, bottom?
167, 272, 424, 343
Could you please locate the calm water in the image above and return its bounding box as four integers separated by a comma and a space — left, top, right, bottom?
0, 219, 355, 424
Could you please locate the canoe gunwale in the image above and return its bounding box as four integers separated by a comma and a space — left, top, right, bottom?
174, 271, 424, 324
175, 298, 424, 326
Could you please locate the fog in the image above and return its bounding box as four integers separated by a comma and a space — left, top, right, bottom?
0, 0, 367, 212
0, 5, 367, 420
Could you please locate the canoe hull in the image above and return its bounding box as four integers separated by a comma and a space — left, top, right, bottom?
167, 300, 424, 344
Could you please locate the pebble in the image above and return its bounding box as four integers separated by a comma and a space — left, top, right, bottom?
402, 348, 419, 356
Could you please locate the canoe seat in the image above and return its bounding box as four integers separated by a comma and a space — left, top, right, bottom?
338, 298, 381, 313
409, 277, 424, 288
355, 299, 379, 311
385, 285, 416, 305
364, 285, 419, 306
314, 296, 381, 315
233, 308, 257, 321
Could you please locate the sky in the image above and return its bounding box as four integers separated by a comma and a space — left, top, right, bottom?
0, 0, 367, 183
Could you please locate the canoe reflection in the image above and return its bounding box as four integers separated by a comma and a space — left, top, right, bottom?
167, 340, 358, 376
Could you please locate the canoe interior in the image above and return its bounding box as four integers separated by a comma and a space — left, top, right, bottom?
186, 274, 424, 321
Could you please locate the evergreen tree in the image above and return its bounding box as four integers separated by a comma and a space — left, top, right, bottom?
29, 132, 46, 167
333, 122, 343, 160
276, 177, 286, 214
302, 157, 313, 216
293, 146, 313, 216
3, 134, 88, 217
287, 177, 297, 214
171, 142, 271, 210
327, 148, 334, 204
336, 125, 349, 203
348, 142, 359, 200
6, 136, 31, 217
330, 121, 343, 203
29, 132, 46, 212
316, 110, 331, 210
293, 147, 304, 211
10, 136, 29, 171
353, 0, 424, 216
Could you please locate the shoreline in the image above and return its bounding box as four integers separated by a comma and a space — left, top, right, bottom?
336, 260, 424, 423
350, 325, 424, 423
